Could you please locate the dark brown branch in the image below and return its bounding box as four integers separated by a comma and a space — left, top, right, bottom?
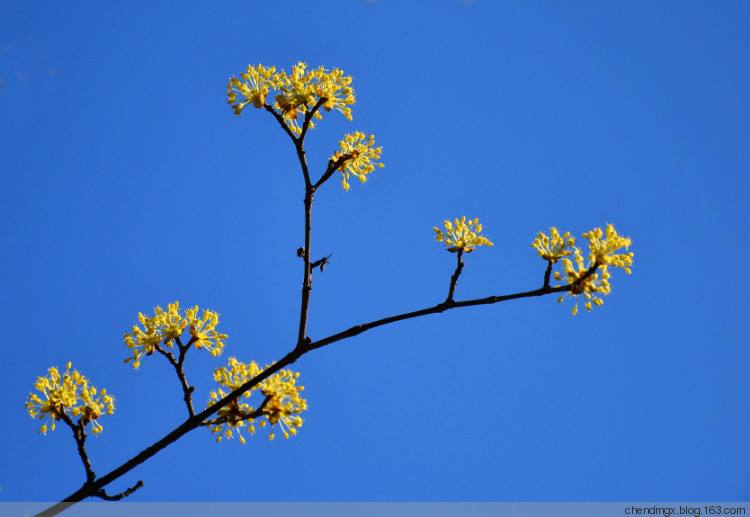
446, 249, 465, 302
312, 154, 353, 190
155, 341, 195, 418
296, 187, 314, 347
305, 285, 571, 353
311, 253, 332, 272
94, 480, 144, 501
304, 263, 600, 354
543, 259, 553, 288
59, 413, 95, 483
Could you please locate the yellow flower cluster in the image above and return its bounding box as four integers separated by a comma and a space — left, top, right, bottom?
434, 216, 494, 253
557, 248, 613, 315
207, 357, 307, 444
26, 362, 115, 435
124, 301, 227, 369
227, 64, 277, 114
227, 62, 356, 135
331, 131, 384, 191
583, 224, 634, 273
531, 227, 575, 262
537, 224, 634, 315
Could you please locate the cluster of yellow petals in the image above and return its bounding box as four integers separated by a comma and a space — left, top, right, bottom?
531, 227, 575, 262
331, 131, 384, 191
227, 62, 356, 135
124, 301, 227, 369
434, 216, 494, 253
557, 248, 613, 315
208, 357, 307, 445
26, 362, 115, 435
535, 224, 634, 315
583, 224, 634, 274
227, 64, 277, 114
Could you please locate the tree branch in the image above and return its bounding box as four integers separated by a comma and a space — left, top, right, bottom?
543, 259, 553, 288
446, 249, 465, 302
38, 261, 600, 516
296, 187, 314, 347
94, 480, 144, 501
312, 154, 352, 190
155, 340, 195, 418
59, 413, 95, 483
311, 253, 332, 272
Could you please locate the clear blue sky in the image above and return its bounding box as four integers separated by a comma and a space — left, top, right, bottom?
1, 0, 748, 502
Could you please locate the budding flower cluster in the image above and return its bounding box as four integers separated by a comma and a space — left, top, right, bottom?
26, 362, 115, 435
208, 357, 307, 445
532, 224, 634, 315
331, 131, 384, 191
434, 216, 494, 253
227, 62, 356, 134
124, 301, 227, 369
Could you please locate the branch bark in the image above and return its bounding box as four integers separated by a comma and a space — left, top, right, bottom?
446, 249, 465, 302
155, 339, 195, 418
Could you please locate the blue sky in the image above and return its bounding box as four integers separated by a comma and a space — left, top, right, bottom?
1, 0, 748, 503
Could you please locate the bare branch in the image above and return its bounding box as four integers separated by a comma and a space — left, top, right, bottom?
311, 253, 332, 272
312, 154, 352, 190
446, 249, 465, 302
296, 187, 314, 347
93, 480, 144, 501
305, 266, 599, 354
58, 413, 95, 483
155, 341, 195, 418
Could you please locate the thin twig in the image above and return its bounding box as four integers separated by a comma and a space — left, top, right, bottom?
94, 480, 144, 501
446, 249, 465, 302
155, 341, 195, 418
311, 253, 332, 272
543, 259, 553, 288
312, 154, 352, 190
58, 413, 95, 483
296, 187, 314, 347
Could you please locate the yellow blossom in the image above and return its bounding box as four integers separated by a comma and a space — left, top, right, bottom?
26, 362, 115, 436
207, 357, 307, 444
583, 223, 634, 273
124, 302, 228, 368
186, 306, 227, 356
330, 131, 384, 191
228, 62, 356, 135
123, 312, 163, 369
155, 301, 189, 341
434, 216, 494, 253
227, 64, 277, 115
531, 227, 575, 262
553, 224, 634, 315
